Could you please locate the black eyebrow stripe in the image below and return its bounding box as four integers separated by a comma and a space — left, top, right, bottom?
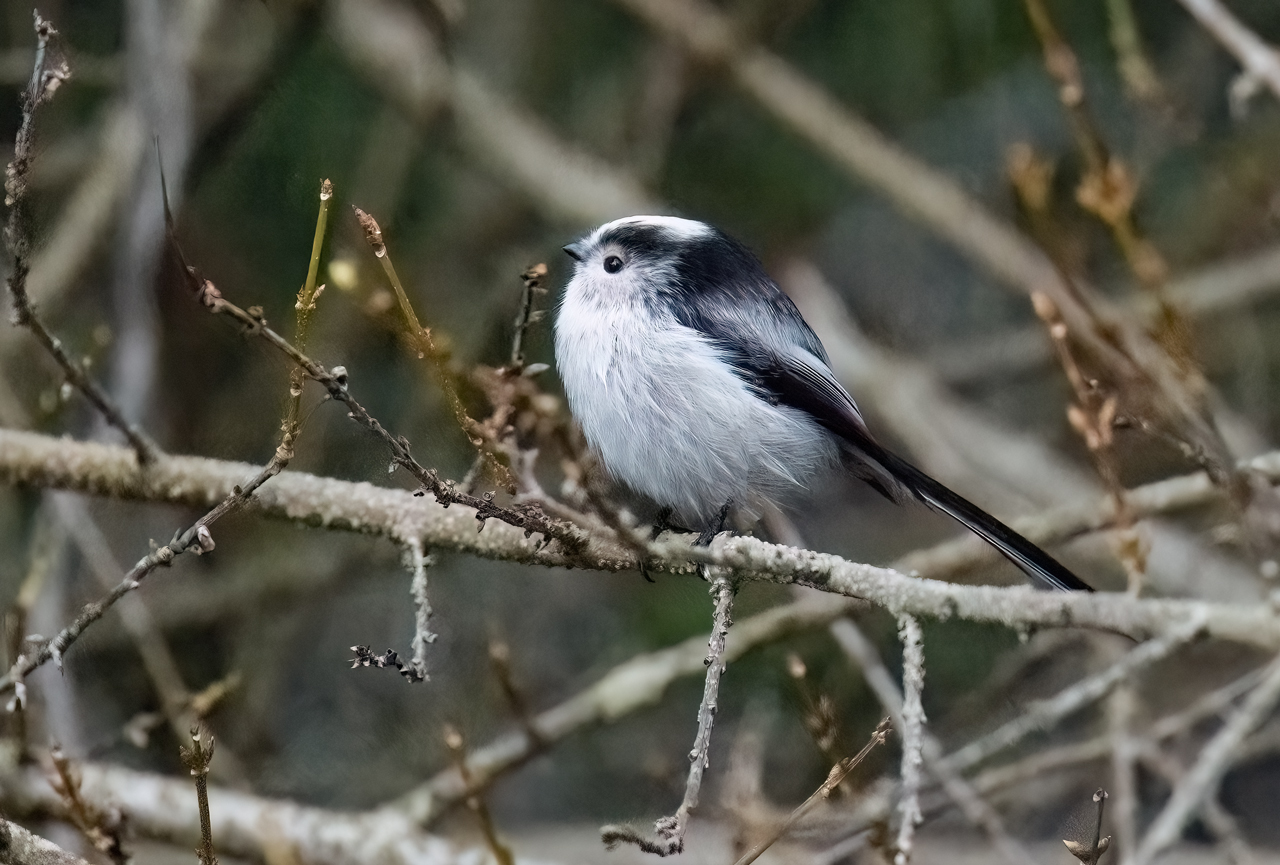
596, 224, 667, 256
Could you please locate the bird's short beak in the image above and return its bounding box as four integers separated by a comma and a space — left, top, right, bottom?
562, 242, 585, 262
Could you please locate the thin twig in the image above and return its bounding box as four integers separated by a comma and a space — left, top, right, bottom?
731, 717, 891, 865
443, 725, 514, 865
829, 618, 1037, 865
894, 615, 925, 865
939, 612, 1206, 774
406, 538, 437, 683
351, 206, 513, 489
3, 13, 159, 465
509, 262, 547, 369
48, 745, 127, 865
0, 449, 287, 694
600, 572, 736, 856
1133, 649, 1280, 865
164, 221, 585, 553
180, 728, 218, 865
1175, 0, 1280, 104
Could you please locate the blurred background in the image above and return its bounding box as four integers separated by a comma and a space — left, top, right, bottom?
2, 0, 1280, 861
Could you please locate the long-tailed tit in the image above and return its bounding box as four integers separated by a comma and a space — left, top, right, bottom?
555, 215, 1092, 592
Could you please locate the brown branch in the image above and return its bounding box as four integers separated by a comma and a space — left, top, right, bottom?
351, 205, 514, 491
280, 178, 333, 461
442, 726, 513, 865
48, 746, 127, 865
1133, 648, 1280, 864
730, 717, 891, 865
3, 13, 159, 465
180, 729, 219, 865
166, 220, 584, 553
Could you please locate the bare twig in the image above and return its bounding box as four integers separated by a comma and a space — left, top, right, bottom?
600, 572, 736, 856
488, 641, 541, 748
731, 717, 891, 865
442, 725, 514, 865
351, 205, 513, 488
406, 539, 436, 682
0, 447, 288, 694
349, 646, 425, 682
894, 614, 925, 865
4, 13, 159, 465
1174, 0, 1280, 104
180, 728, 218, 865
939, 613, 1206, 774
1133, 649, 1280, 864
165, 224, 584, 551
830, 619, 1037, 865
48, 745, 127, 864
349, 539, 435, 684
0, 754, 508, 865
1064, 789, 1110, 864
509, 263, 547, 369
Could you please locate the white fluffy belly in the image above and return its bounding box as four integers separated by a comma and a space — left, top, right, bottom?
555, 300, 836, 524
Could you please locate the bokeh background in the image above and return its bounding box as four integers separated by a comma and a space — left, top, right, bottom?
3, 0, 1280, 861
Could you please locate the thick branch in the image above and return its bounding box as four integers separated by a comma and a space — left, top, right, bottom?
4, 428, 1280, 650
0, 757, 530, 865
0, 819, 92, 865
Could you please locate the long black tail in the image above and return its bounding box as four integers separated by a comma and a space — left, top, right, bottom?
864, 444, 1094, 593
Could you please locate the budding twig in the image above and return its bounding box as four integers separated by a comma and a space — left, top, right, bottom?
280, 178, 333, 461
180, 728, 218, 865
352, 206, 514, 490
165, 215, 586, 552
0, 451, 286, 695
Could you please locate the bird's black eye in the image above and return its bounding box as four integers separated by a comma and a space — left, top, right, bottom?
603, 255, 624, 274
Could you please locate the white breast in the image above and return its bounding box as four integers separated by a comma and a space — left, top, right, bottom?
555, 280, 837, 525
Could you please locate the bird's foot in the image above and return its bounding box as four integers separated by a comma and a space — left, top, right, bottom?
695, 500, 732, 547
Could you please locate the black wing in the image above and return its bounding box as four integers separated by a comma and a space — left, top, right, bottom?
664, 229, 1093, 593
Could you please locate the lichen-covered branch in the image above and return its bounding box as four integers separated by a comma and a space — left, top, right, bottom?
0, 819, 92, 865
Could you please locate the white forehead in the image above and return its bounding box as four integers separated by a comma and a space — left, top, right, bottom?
590, 215, 712, 244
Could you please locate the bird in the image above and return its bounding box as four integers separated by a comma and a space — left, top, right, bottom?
554, 215, 1093, 593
